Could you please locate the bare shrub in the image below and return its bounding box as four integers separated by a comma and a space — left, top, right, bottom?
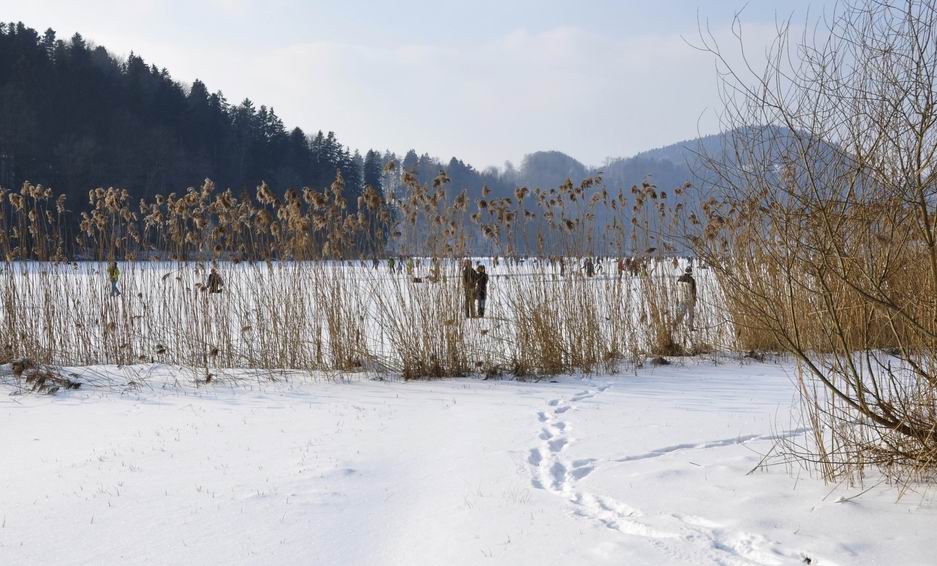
694, 0, 937, 482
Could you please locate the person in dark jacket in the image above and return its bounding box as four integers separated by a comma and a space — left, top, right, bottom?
207, 267, 224, 294
107, 261, 121, 297
475, 264, 489, 317
462, 259, 477, 318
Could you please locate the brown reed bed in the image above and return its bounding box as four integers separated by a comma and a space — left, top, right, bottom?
0, 168, 724, 380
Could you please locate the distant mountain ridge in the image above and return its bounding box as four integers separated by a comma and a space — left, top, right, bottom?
509, 134, 725, 194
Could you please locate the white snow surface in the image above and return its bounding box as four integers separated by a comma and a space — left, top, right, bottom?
1, 360, 933, 565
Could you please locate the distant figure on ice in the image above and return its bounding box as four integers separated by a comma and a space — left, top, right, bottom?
388, 257, 396, 272
583, 257, 595, 278
475, 264, 489, 318
632, 257, 648, 277
462, 259, 477, 318
207, 267, 224, 294
107, 261, 121, 297
429, 257, 441, 283
675, 266, 697, 331
406, 257, 415, 277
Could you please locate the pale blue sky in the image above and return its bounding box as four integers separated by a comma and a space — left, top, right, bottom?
1, 0, 834, 168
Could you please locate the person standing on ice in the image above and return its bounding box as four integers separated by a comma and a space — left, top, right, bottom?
207, 267, 224, 294
107, 261, 121, 297
675, 266, 697, 331
388, 257, 395, 272
583, 257, 595, 278
461, 259, 477, 318
475, 264, 489, 317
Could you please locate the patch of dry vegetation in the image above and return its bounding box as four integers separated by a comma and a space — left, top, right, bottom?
0, 156, 727, 380
692, 0, 937, 484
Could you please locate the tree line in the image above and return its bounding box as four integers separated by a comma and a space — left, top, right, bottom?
0, 23, 525, 232
0, 22, 389, 208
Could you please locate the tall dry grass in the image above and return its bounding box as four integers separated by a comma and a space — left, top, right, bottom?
0, 167, 729, 380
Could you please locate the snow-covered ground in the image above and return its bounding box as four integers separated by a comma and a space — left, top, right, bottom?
1, 360, 933, 565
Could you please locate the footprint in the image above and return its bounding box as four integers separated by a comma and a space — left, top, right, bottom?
548, 399, 560, 407
594, 495, 641, 518
528, 448, 543, 466
570, 458, 595, 479
548, 437, 568, 452
550, 461, 567, 489
721, 531, 784, 565
570, 492, 675, 539
555, 405, 571, 414
571, 466, 594, 480
537, 411, 548, 422
539, 428, 554, 440
572, 385, 609, 402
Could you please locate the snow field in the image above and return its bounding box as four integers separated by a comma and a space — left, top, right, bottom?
1, 360, 933, 565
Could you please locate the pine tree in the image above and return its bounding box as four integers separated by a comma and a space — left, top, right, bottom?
363, 149, 383, 195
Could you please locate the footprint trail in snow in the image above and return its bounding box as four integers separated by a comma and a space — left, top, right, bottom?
527, 382, 831, 565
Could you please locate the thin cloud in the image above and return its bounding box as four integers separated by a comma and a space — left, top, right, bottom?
0, 0, 786, 168
223, 24, 779, 168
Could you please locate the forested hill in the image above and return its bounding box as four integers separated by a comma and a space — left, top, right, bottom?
0, 22, 528, 217
0, 22, 394, 208
0, 21, 720, 224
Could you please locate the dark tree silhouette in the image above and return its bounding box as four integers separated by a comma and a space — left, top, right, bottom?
0, 22, 369, 219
